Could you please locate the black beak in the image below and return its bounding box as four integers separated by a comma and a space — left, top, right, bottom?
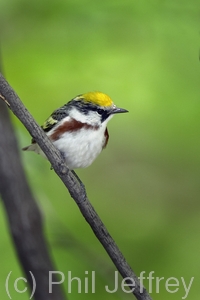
110, 106, 129, 115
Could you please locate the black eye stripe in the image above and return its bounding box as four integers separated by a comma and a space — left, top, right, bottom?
68, 100, 110, 122
96, 107, 105, 115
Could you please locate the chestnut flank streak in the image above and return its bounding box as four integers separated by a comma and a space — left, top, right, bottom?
50, 119, 100, 141
103, 128, 109, 148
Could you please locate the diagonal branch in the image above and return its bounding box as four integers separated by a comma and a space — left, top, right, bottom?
0, 73, 152, 300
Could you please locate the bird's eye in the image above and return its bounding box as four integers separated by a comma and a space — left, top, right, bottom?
96, 108, 103, 115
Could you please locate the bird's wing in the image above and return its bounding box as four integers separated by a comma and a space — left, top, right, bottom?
22, 104, 70, 150
41, 105, 69, 132
41, 115, 58, 132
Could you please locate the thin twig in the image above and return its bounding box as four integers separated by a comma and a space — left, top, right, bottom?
0, 73, 152, 300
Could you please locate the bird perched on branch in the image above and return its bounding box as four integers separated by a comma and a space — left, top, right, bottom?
23, 92, 128, 169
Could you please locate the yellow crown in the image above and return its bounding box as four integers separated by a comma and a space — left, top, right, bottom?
78, 92, 113, 107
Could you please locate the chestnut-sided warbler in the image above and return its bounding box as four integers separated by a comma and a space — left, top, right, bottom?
23, 92, 128, 169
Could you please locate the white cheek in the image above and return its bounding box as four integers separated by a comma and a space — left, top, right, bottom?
69, 108, 101, 126
86, 111, 101, 124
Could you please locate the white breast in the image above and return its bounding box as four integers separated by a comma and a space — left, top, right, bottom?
52, 122, 108, 169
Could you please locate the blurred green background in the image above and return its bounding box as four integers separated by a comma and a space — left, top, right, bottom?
0, 0, 200, 299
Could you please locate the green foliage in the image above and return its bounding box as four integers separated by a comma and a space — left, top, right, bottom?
0, 0, 200, 299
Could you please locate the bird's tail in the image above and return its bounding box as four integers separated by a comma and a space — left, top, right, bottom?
22, 144, 37, 151
22, 143, 45, 157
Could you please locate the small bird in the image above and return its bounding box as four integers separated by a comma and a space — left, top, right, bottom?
23, 92, 128, 169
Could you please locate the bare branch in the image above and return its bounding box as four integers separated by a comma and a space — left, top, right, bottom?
0, 73, 152, 300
